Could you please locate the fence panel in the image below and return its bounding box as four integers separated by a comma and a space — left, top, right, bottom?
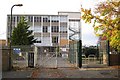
12, 45, 34, 68
69, 41, 78, 67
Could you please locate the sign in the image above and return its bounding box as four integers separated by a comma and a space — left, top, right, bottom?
13, 48, 21, 54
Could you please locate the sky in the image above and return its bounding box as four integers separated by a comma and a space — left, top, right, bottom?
0, 0, 105, 46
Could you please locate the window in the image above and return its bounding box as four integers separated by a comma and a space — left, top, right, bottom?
43, 16, 50, 22
8, 16, 10, 22
34, 17, 37, 22
34, 37, 41, 43
37, 17, 39, 22
43, 26, 48, 32
34, 16, 41, 22
36, 41, 41, 43
69, 21, 80, 32
7, 26, 10, 34
60, 16, 67, 22
28, 16, 33, 22
17, 16, 20, 22
39, 17, 41, 22
51, 26, 59, 32
13, 16, 16, 22
60, 26, 67, 33
51, 16, 59, 22
43, 17, 48, 22
34, 26, 41, 32
51, 20, 59, 22
61, 36, 67, 39
52, 36, 58, 43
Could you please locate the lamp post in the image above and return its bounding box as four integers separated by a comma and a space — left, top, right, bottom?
9, 4, 23, 70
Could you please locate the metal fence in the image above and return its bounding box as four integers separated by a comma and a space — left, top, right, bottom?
11, 45, 37, 68
69, 41, 78, 67
69, 40, 107, 67
37, 46, 76, 68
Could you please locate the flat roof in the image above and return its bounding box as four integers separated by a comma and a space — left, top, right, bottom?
58, 11, 80, 13
7, 14, 68, 16
7, 11, 80, 16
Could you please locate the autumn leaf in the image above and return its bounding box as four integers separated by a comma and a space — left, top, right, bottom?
81, 1, 120, 52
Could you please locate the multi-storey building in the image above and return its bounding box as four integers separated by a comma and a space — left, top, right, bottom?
58, 12, 81, 40
7, 12, 81, 53
0, 39, 7, 46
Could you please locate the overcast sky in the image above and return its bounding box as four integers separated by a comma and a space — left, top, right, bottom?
0, 0, 105, 46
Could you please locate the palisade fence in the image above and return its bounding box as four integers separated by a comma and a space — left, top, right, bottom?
11, 45, 38, 68
69, 41, 78, 66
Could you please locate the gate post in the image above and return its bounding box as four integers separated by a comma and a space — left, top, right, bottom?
78, 40, 82, 68
107, 40, 110, 66
55, 46, 58, 68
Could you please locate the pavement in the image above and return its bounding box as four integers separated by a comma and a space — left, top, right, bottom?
0, 72, 2, 80
2, 67, 34, 79
1, 65, 120, 80
34, 65, 119, 79
2, 70, 32, 78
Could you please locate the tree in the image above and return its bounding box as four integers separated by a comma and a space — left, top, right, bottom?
81, 0, 120, 52
11, 16, 36, 45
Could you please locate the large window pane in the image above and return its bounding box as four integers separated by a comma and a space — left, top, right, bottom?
43, 26, 48, 32
52, 36, 58, 43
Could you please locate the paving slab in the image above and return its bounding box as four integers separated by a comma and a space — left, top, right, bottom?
38, 68, 65, 78
2, 70, 32, 78
36, 66, 119, 79
2, 67, 34, 79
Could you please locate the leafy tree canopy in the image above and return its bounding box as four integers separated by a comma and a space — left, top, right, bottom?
81, 0, 120, 52
11, 16, 36, 45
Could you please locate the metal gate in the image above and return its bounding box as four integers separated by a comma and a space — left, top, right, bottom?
38, 47, 57, 68
82, 54, 102, 65
28, 52, 34, 68
82, 49, 108, 67
37, 46, 77, 68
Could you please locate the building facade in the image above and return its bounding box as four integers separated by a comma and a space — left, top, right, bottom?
58, 12, 81, 40
0, 39, 7, 46
7, 12, 81, 53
